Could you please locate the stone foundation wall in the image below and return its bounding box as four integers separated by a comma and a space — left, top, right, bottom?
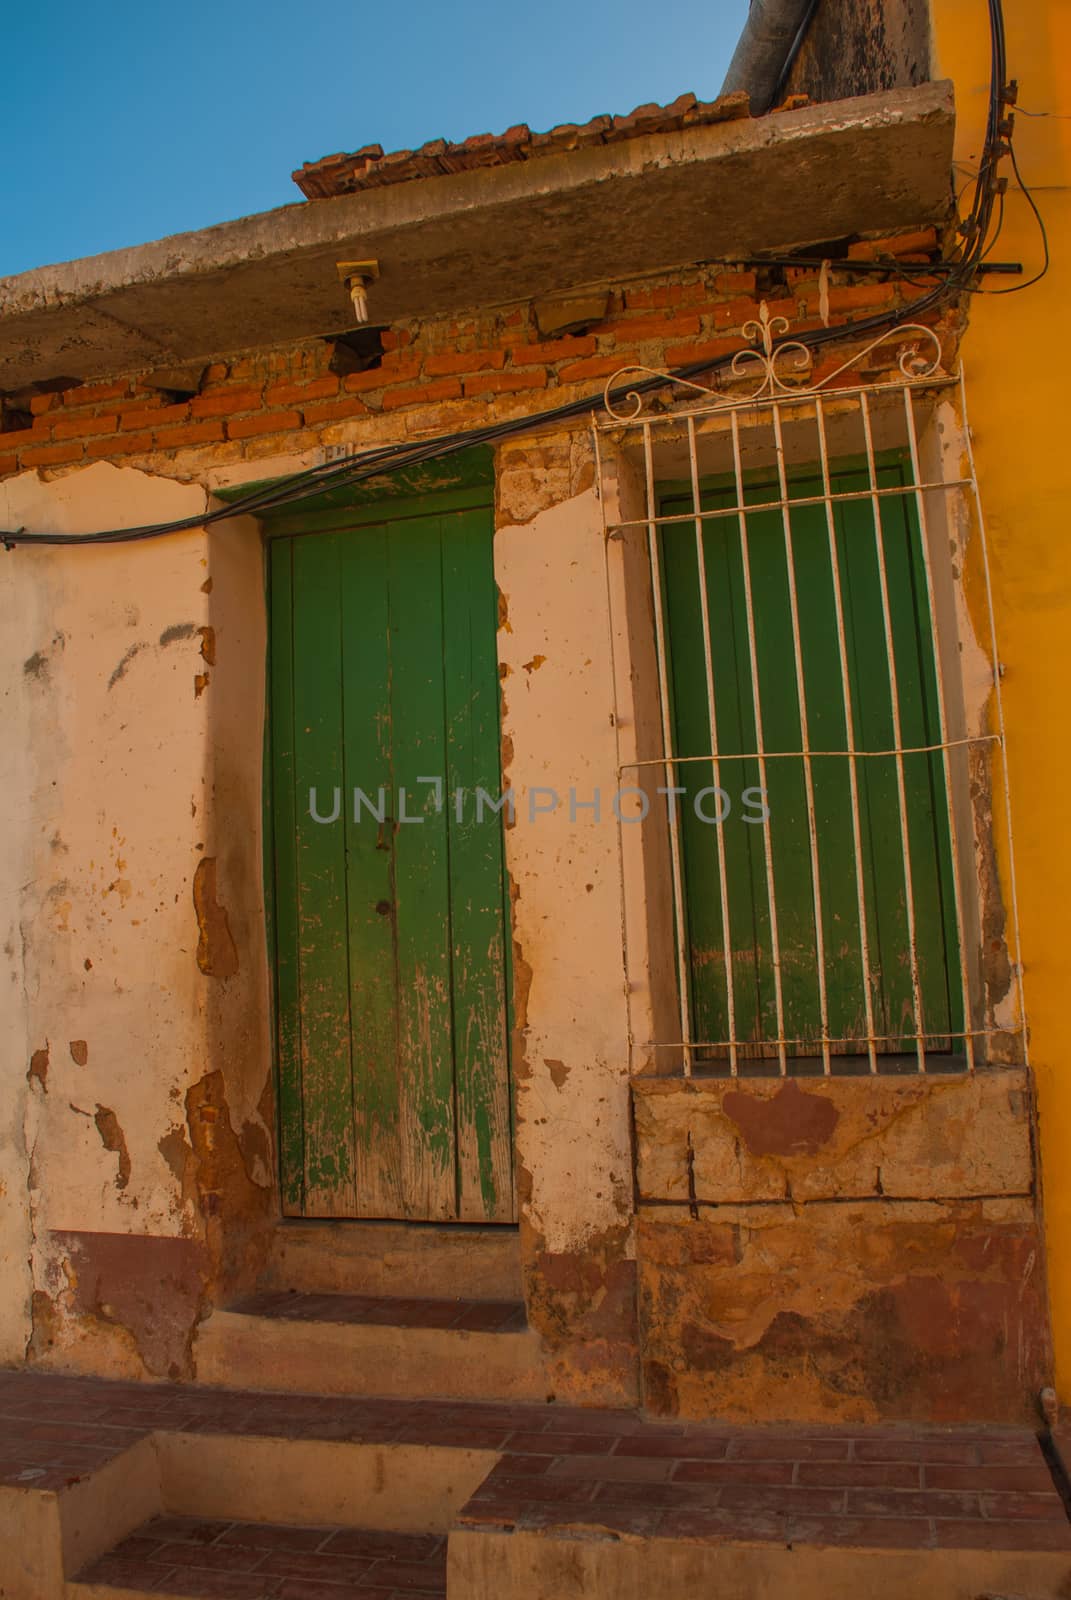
634, 1072, 1049, 1422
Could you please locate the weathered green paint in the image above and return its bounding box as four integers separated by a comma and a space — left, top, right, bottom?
390, 514, 457, 1218
268, 493, 514, 1220
660, 457, 961, 1069
216, 448, 494, 516
442, 508, 514, 1220
291, 534, 357, 1211
340, 522, 403, 1216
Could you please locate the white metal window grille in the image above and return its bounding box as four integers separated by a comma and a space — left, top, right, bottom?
594, 313, 1026, 1078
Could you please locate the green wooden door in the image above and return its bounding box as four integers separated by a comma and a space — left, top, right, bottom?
268, 495, 515, 1219
660, 457, 962, 1066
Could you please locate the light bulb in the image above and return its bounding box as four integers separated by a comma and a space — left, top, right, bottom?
349, 280, 370, 323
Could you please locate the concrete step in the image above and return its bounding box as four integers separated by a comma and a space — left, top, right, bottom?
260, 1220, 523, 1300
192, 1290, 547, 1402
70, 1515, 447, 1597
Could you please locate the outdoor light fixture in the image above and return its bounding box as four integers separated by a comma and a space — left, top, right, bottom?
336, 260, 380, 324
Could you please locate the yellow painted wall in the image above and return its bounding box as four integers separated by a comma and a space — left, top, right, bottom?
932, 0, 1071, 1393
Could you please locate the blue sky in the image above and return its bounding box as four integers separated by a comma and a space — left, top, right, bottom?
2, 0, 748, 279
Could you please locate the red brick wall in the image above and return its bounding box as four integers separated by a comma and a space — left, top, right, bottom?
0, 230, 950, 482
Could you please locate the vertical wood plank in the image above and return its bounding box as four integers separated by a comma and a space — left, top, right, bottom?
879, 463, 957, 1046
790, 482, 869, 1055
269, 539, 305, 1213
291, 533, 358, 1214
388, 514, 457, 1219
839, 473, 920, 1055
340, 524, 405, 1216
442, 506, 515, 1222
745, 494, 814, 1059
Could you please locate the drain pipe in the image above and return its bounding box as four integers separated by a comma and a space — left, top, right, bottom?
720, 0, 820, 115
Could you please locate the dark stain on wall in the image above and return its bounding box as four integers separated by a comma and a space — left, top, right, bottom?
638, 1201, 1050, 1424
27, 1044, 49, 1091
26, 1290, 59, 1361
522, 1218, 640, 1408
193, 857, 239, 979
722, 1080, 840, 1157
108, 642, 147, 690
51, 1230, 208, 1379
185, 1070, 272, 1303
94, 1105, 131, 1190
159, 622, 198, 646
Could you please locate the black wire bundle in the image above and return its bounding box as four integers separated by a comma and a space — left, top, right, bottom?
2, 0, 1041, 551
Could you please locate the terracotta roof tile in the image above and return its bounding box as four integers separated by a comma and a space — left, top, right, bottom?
292, 90, 752, 200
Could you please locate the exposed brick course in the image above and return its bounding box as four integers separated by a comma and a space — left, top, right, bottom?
382, 378, 462, 411
87, 430, 154, 459
424, 348, 506, 378
463, 370, 548, 397
190, 386, 264, 418
0, 244, 956, 486
228, 410, 302, 440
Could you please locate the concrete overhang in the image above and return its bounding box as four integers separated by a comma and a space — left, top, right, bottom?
0, 81, 954, 392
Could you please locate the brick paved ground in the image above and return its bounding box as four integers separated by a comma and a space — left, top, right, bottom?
75, 1517, 447, 1597
2, 1369, 1068, 1572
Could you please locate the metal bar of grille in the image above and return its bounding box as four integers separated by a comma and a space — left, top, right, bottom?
599, 368, 1025, 1078
593, 425, 636, 1077
595, 374, 961, 432
622, 734, 1000, 768
958, 371, 1029, 1061
643, 420, 694, 1075
859, 389, 926, 1071
653, 1029, 992, 1050
771, 403, 831, 1071
900, 388, 975, 1070
687, 415, 738, 1073
731, 409, 787, 1074
815, 393, 878, 1073
607, 479, 975, 535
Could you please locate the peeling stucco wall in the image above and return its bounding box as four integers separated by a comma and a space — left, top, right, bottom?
0, 463, 274, 1378
0, 527, 40, 1362
493, 430, 640, 1406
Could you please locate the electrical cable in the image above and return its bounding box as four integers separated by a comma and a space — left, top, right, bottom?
1, 0, 1030, 550
769, 0, 822, 109
974, 139, 1050, 293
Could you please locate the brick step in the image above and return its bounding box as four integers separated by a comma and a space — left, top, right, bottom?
191, 1291, 545, 1402
5, 1372, 1071, 1600
260, 1220, 523, 1301
228, 1290, 527, 1333
71, 1515, 446, 1597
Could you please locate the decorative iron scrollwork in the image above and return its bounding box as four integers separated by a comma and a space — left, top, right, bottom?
602, 302, 944, 421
